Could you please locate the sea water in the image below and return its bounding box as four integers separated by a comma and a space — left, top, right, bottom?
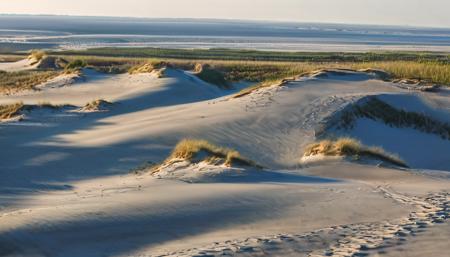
0, 15, 449, 52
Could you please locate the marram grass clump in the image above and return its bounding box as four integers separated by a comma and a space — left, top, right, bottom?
128, 61, 169, 75
0, 102, 67, 120
81, 99, 113, 112
64, 59, 87, 72
155, 139, 258, 171
28, 50, 46, 64
0, 102, 24, 120
303, 137, 408, 168
194, 64, 231, 89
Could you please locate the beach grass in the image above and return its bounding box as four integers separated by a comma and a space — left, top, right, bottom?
303, 137, 407, 167
0, 102, 24, 119
28, 50, 46, 64
64, 59, 87, 72
128, 61, 169, 74
81, 99, 113, 111
50, 54, 450, 86
3, 49, 447, 94
54, 48, 450, 63
164, 139, 257, 167
0, 70, 61, 94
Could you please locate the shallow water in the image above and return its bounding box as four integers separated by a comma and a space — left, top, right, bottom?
0, 15, 449, 52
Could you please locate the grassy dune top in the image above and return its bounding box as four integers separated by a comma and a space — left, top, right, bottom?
1, 49, 449, 95
64, 59, 87, 72
51, 54, 450, 86
304, 138, 407, 168
128, 61, 169, 74
28, 50, 46, 64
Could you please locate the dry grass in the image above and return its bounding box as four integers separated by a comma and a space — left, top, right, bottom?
128, 63, 155, 74
303, 137, 407, 167
128, 61, 169, 75
232, 62, 449, 98
64, 59, 87, 72
233, 78, 294, 98
163, 139, 257, 168
0, 70, 61, 94
52, 54, 450, 85
348, 61, 450, 86
0, 102, 72, 120
0, 102, 24, 120
82, 99, 113, 111
36, 101, 70, 109
28, 50, 46, 64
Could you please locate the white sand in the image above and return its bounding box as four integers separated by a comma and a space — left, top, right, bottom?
0, 65, 448, 257
0, 59, 37, 72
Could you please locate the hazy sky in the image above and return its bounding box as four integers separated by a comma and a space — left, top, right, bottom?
1, 0, 449, 28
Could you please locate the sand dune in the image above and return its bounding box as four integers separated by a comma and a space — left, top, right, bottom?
0, 59, 37, 72
0, 66, 448, 257
320, 93, 450, 170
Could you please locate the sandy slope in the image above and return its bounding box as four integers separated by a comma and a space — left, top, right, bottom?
0, 68, 223, 106
329, 92, 450, 171
0, 59, 37, 72
382, 223, 450, 257
0, 66, 448, 257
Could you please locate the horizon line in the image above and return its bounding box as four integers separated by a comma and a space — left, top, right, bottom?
1, 13, 449, 30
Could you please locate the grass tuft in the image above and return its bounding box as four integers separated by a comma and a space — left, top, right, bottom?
82, 99, 113, 111
28, 50, 46, 64
160, 139, 258, 169
193, 64, 231, 89
303, 137, 407, 167
0, 102, 71, 120
0, 102, 24, 120
128, 61, 169, 75
36, 56, 68, 70
64, 59, 87, 72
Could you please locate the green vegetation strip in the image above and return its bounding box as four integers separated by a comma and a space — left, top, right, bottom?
53, 54, 450, 86
54, 48, 450, 63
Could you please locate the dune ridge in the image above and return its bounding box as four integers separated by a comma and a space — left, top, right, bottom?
0, 57, 448, 257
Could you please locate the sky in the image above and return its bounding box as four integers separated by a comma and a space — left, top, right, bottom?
0, 0, 449, 28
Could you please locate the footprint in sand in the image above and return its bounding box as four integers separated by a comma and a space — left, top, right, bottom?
152, 190, 448, 257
